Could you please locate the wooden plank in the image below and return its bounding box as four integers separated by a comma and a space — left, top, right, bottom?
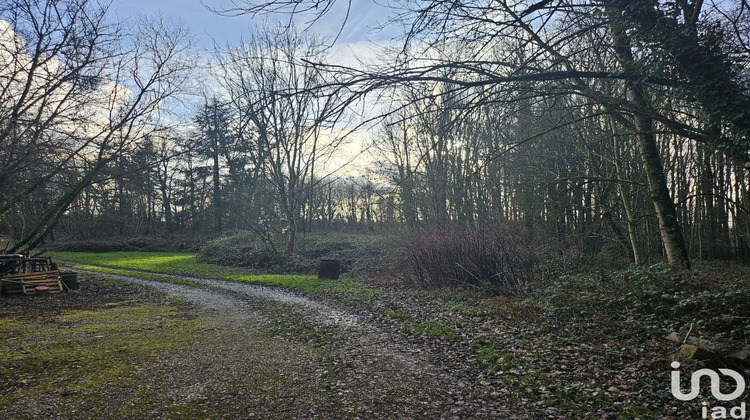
3, 270, 60, 280
21, 277, 64, 294
1, 271, 63, 294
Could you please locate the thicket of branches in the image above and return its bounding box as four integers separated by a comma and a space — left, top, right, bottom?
0, 0, 191, 254
2, 0, 750, 269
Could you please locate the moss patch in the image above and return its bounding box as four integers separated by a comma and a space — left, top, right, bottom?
0, 304, 205, 409
414, 321, 456, 340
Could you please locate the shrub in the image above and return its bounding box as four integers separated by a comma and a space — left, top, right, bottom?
295, 233, 396, 276
48, 236, 203, 253
399, 223, 538, 293
197, 231, 397, 275
197, 233, 311, 273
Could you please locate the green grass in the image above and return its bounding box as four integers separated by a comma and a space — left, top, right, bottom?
386, 309, 407, 320
53, 251, 375, 295
55, 252, 224, 277
413, 321, 456, 340
475, 343, 514, 373
70, 265, 198, 286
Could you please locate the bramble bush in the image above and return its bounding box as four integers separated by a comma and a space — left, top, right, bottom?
399, 223, 538, 293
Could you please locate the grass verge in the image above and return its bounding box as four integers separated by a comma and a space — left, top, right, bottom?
54, 251, 377, 295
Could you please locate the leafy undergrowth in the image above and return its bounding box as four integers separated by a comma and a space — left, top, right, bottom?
198, 231, 396, 275
526, 262, 750, 345
473, 262, 750, 417
314, 262, 748, 418
53, 251, 377, 295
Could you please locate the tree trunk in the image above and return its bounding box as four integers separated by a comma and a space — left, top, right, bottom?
212, 147, 222, 234
611, 25, 691, 270
611, 120, 643, 264
630, 109, 691, 270
286, 219, 296, 254
188, 165, 197, 236
118, 178, 126, 236
159, 178, 173, 233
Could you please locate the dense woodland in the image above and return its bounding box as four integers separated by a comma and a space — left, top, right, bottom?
2, 0, 750, 270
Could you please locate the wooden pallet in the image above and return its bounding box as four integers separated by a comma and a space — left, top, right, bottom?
1, 271, 63, 294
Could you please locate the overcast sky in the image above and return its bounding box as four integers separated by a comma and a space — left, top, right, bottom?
109, 0, 397, 49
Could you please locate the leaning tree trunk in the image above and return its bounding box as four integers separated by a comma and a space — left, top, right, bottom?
10, 168, 100, 254
629, 108, 691, 270
611, 23, 691, 270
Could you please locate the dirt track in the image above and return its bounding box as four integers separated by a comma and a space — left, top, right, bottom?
2, 266, 711, 419
0, 269, 533, 419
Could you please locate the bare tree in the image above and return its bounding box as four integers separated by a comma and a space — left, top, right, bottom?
222, 0, 750, 269
217, 24, 345, 254
0, 0, 192, 253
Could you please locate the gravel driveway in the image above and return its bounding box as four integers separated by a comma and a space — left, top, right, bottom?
57, 269, 534, 419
